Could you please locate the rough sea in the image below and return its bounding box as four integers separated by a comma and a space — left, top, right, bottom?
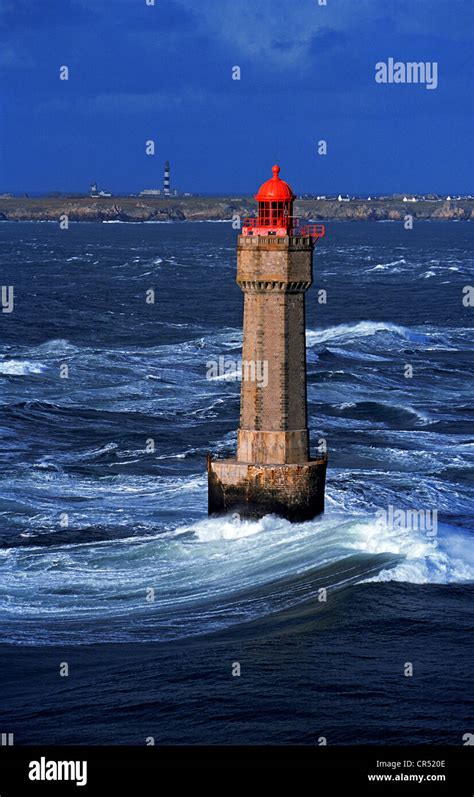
0, 220, 472, 744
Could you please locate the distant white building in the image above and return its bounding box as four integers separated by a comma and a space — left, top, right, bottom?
403, 196, 417, 202
90, 182, 111, 198
139, 189, 161, 196
338, 194, 350, 202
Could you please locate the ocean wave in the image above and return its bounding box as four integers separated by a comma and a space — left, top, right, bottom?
365, 258, 407, 272
361, 523, 474, 585
0, 360, 47, 375
306, 321, 429, 346
5, 322, 462, 368
30, 339, 81, 355
318, 346, 390, 362
332, 400, 430, 427
0, 504, 471, 644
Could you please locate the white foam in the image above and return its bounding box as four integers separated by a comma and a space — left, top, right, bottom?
356, 519, 474, 584
32, 339, 79, 355
206, 370, 240, 381
306, 321, 425, 346
0, 360, 46, 375
190, 515, 268, 542
1, 506, 472, 646
369, 258, 406, 270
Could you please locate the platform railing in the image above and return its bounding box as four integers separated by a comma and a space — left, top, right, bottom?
242, 218, 325, 240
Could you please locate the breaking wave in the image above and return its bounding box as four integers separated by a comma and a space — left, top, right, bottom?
306, 321, 430, 346
0, 490, 472, 645
0, 360, 47, 375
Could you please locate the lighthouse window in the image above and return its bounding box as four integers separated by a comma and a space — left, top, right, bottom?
258, 201, 292, 226
259, 203, 272, 224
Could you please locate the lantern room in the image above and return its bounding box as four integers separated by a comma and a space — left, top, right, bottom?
242, 164, 325, 240
256, 163, 294, 231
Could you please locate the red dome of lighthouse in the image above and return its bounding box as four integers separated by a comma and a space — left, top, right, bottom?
255, 164, 295, 201
241, 164, 324, 239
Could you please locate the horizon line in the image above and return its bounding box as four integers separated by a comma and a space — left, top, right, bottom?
2, 190, 473, 199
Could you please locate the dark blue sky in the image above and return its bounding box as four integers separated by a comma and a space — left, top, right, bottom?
0, 0, 473, 195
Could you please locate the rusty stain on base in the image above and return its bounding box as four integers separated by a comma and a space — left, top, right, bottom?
208, 455, 327, 522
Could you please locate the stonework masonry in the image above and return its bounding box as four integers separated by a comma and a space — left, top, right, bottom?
208, 166, 326, 522
208, 235, 327, 522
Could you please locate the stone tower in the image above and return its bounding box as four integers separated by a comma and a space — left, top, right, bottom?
208, 165, 327, 522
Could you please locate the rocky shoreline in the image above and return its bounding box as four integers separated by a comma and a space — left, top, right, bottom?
0, 196, 472, 223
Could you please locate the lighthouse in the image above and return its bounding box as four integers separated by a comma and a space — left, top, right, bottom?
208, 164, 327, 522
163, 160, 170, 196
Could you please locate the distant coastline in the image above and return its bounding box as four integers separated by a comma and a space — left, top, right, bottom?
0, 195, 472, 223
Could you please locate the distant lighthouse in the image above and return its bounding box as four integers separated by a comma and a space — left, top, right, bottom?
208, 164, 327, 521
163, 161, 171, 196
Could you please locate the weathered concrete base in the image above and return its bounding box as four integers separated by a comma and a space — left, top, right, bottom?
207, 456, 327, 522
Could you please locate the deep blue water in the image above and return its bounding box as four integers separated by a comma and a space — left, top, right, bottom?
0, 220, 472, 744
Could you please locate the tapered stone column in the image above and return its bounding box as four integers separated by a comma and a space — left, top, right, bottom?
208, 233, 327, 522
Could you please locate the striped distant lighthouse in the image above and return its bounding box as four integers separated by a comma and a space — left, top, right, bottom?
208, 164, 327, 521
163, 160, 171, 197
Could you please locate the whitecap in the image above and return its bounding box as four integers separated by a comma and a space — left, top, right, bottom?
0, 360, 47, 375
306, 321, 429, 346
